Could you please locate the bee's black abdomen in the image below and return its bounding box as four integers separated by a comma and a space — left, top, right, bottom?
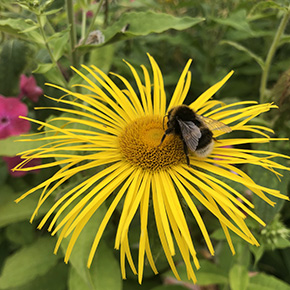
197, 128, 213, 149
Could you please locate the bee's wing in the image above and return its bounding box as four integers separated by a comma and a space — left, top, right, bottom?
197, 115, 232, 133
177, 119, 201, 151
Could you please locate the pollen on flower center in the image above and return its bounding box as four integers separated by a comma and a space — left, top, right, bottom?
119, 116, 185, 170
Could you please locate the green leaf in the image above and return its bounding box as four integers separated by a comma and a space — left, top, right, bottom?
248, 1, 288, 17
20, 23, 40, 34
3, 262, 68, 290
0, 18, 27, 35
33, 63, 55, 74
0, 162, 8, 185
250, 244, 265, 265
235, 242, 251, 268
48, 31, 70, 61
248, 273, 290, 290
273, 236, 290, 249
0, 185, 53, 227
195, 260, 228, 285
220, 40, 265, 70
5, 221, 35, 246
211, 10, 253, 34
169, 260, 228, 286
0, 40, 33, 96
42, 7, 63, 16
68, 242, 122, 290
0, 237, 59, 289
87, 44, 115, 74
68, 266, 90, 290
0, 18, 42, 43
229, 264, 249, 290
41, 66, 67, 87
151, 286, 189, 290
0, 135, 49, 157
279, 35, 290, 46
78, 11, 204, 48
59, 203, 121, 290
248, 144, 290, 224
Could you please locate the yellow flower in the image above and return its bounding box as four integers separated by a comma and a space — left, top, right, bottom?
14, 54, 289, 283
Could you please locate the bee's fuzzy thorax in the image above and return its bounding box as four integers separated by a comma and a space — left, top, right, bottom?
169, 105, 199, 123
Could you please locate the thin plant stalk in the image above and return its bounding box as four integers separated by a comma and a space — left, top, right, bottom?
36, 14, 68, 87
259, 8, 290, 103
66, 0, 78, 68
81, 0, 105, 45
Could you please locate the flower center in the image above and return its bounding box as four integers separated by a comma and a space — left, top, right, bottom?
119, 116, 185, 171
0, 116, 9, 125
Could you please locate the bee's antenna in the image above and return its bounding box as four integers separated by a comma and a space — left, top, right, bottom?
162, 115, 168, 130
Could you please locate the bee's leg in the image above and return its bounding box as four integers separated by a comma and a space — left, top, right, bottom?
159, 128, 173, 146
182, 140, 190, 166
159, 133, 167, 146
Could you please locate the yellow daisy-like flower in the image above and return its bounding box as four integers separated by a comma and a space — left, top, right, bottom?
14, 54, 289, 283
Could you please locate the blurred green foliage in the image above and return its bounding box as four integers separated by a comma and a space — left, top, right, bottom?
0, 0, 290, 289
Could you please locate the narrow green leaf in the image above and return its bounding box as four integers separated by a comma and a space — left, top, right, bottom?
42, 7, 63, 16
20, 24, 40, 33
229, 264, 249, 290
0, 237, 59, 288
220, 40, 265, 69
33, 63, 55, 74
248, 273, 290, 290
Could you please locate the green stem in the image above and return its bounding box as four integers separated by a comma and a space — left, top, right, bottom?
36, 14, 68, 87
81, 9, 87, 40
81, 0, 105, 45
259, 8, 290, 103
66, 0, 78, 68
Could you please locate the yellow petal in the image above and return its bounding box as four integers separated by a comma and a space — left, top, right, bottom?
168, 59, 192, 109
190, 70, 234, 110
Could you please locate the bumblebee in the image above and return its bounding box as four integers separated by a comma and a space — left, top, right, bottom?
159, 105, 232, 165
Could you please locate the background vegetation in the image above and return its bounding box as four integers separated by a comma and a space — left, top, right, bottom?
0, 0, 290, 289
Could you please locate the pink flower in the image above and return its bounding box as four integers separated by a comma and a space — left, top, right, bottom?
19, 74, 43, 102
86, 10, 93, 17
0, 95, 30, 140
3, 156, 41, 177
